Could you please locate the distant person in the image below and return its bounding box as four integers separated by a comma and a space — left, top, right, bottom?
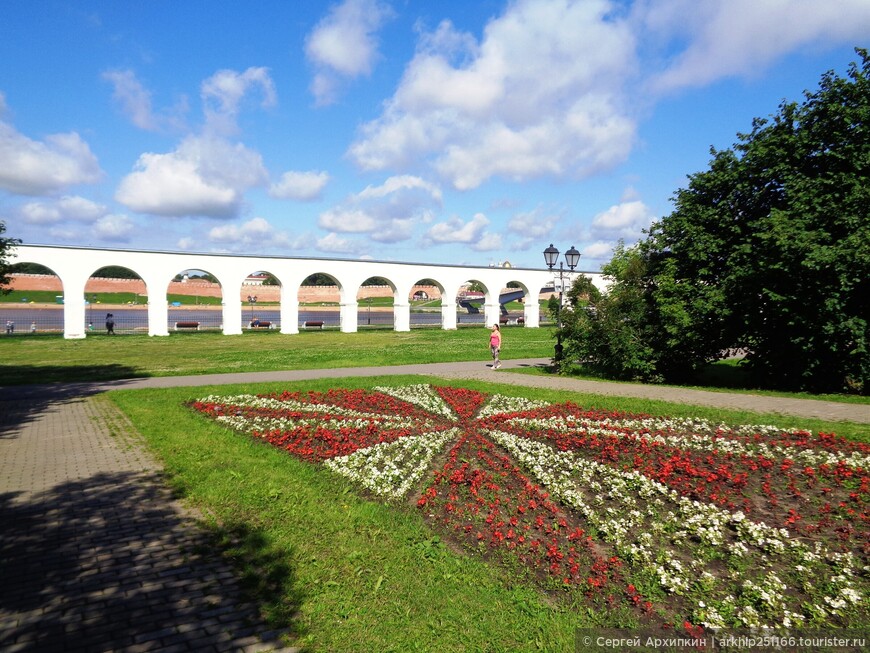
105, 313, 115, 335
250, 316, 260, 328
30, 322, 36, 334
489, 323, 501, 369
5, 320, 13, 335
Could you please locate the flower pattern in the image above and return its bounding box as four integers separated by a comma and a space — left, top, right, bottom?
190, 384, 869, 630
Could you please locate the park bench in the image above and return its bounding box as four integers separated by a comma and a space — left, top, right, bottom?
249, 320, 272, 328
499, 316, 525, 325
174, 321, 200, 330
303, 320, 324, 329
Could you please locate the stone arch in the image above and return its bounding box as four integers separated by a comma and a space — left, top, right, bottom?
357, 276, 395, 329
457, 277, 496, 326
299, 272, 342, 329
407, 277, 443, 329
82, 265, 148, 335
4, 262, 64, 334
167, 268, 224, 331
240, 269, 281, 330
500, 279, 532, 326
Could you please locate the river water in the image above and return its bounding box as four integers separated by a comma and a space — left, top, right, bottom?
0, 305, 511, 333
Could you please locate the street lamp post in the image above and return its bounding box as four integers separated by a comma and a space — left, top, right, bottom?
543, 244, 581, 364
247, 294, 257, 326
88, 293, 96, 331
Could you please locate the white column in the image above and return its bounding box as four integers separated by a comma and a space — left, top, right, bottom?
484, 302, 499, 327
340, 301, 358, 333
281, 296, 299, 334
393, 301, 410, 331
147, 296, 169, 336
441, 301, 457, 330
63, 276, 87, 339
524, 296, 540, 328
222, 301, 243, 335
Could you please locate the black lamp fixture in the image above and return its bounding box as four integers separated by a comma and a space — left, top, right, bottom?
247, 294, 258, 325
543, 244, 581, 363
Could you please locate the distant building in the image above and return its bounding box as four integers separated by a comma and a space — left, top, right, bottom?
244, 273, 269, 285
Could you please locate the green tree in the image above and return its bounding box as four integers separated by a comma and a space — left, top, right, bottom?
559, 242, 662, 382
363, 276, 391, 286
646, 49, 870, 393
0, 222, 22, 296
93, 266, 142, 279
302, 273, 336, 286
9, 262, 53, 275
561, 49, 869, 393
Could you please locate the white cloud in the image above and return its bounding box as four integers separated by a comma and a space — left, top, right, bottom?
580, 241, 616, 260
0, 120, 102, 195
93, 213, 135, 241
115, 135, 268, 218
305, 0, 395, 105
473, 232, 504, 252
112, 66, 277, 218
19, 195, 108, 224
590, 199, 655, 238
102, 69, 188, 132
205, 216, 310, 252
317, 231, 365, 254
425, 212, 491, 244
269, 170, 330, 201
318, 208, 378, 233
349, 0, 637, 189
201, 67, 276, 135
318, 175, 441, 243
638, 0, 870, 93
103, 69, 157, 130
507, 207, 561, 249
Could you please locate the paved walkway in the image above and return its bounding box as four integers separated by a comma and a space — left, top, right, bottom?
1, 360, 867, 652
0, 393, 299, 653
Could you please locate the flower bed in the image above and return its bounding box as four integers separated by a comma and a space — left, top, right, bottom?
190, 385, 868, 631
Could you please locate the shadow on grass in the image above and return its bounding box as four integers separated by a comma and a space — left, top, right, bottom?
0, 366, 146, 440
0, 363, 145, 387
0, 472, 302, 651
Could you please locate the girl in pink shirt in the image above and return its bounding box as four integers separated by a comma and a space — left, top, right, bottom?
489, 324, 502, 369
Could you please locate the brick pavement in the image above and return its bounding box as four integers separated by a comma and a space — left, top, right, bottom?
0, 390, 298, 653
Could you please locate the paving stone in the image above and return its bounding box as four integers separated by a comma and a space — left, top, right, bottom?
0, 393, 296, 652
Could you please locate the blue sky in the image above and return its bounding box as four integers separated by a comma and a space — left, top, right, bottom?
1, 1, 867, 271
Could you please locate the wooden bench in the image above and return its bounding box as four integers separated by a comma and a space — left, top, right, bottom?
174, 321, 200, 330
303, 320, 324, 329
249, 321, 272, 328
499, 316, 525, 325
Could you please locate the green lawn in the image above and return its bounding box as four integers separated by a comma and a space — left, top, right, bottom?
0, 327, 553, 385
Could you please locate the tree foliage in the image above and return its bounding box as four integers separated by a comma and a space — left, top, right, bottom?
302, 273, 337, 286
560, 242, 663, 382
93, 266, 142, 279
10, 262, 54, 275
560, 49, 869, 394
0, 222, 22, 296
363, 276, 391, 286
